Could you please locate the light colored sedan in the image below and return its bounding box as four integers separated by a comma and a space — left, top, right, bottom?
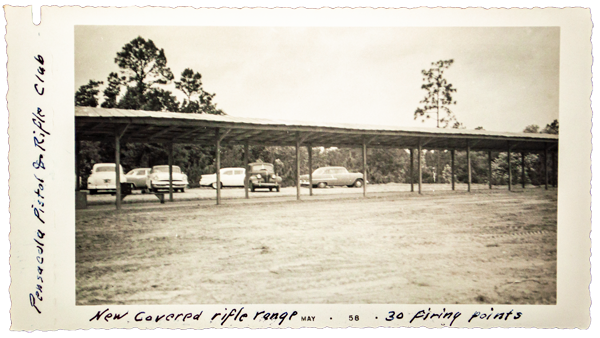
149, 165, 189, 193
125, 168, 151, 191
87, 163, 128, 195
300, 166, 364, 188
200, 167, 246, 189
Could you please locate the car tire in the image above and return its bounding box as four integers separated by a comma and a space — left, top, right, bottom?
211, 182, 222, 189
89, 189, 97, 195
180, 188, 185, 193
276, 186, 280, 192
317, 182, 327, 189
250, 183, 255, 192
353, 179, 364, 188
269, 188, 272, 192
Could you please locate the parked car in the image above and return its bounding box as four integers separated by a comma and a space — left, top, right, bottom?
248, 162, 282, 192
149, 165, 189, 192
300, 166, 364, 188
87, 163, 129, 195
200, 167, 246, 189
125, 168, 151, 192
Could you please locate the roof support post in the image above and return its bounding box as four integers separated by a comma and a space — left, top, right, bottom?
308, 145, 313, 196
552, 150, 558, 188
488, 150, 493, 189
507, 142, 512, 191
467, 140, 472, 193
418, 139, 422, 194
521, 151, 526, 189
215, 128, 221, 205
410, 148, 414, 192
544, 144, 549, 190
75, 140, 80, 191
451, 149, 455, 191
244, 141, 249, 199
296, 132, 301, 201
168, 142, 174, 202
362, 140, 367, 197
114, 128, 122, 210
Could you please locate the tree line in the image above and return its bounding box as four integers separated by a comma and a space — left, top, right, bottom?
76, 39, 558, 188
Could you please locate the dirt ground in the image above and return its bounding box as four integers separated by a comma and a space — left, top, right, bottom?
76, 186, 557, 305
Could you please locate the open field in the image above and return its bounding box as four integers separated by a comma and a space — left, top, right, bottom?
76, 187, 557, 305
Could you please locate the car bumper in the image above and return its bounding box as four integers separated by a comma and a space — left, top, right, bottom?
151, 181, 188, 189
252, 182, 279, 187
88, 183, 117, 190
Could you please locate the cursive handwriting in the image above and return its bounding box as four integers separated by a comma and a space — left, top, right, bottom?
30, 54, 48, 315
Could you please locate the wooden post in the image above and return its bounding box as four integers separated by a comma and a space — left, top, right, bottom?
451, 149, 455, 191
308, 145, 313, 196
521, 152, 526, 189
244, 141, 249, 199
488, 150, 493, 189
215, 128, 221, 205
75, 140, 79, 191
467, 140, 471, 192
362, 141, 367, 197
115, 129, 121, 210
544, 145, 549, 190
552, 151, 557, 187
296, 132, 301, 200
507, 142, 512, 191
410, 149, 414, 192
168, 142, 174, 202
418, 139, 422, 194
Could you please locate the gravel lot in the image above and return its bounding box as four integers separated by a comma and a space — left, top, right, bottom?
76, 185, 557, 305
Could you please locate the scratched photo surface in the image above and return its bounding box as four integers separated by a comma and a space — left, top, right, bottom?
74, 26, 558, 306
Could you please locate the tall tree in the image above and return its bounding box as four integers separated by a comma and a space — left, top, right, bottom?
175, 68, 225, 115
114, 36, 174, 110
101, 72, 122, 108
414, 60, 458, 182
414, 59, 458, 128
75, 80, 103, 107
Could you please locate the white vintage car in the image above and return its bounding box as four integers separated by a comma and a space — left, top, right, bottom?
149, 165, 189, 193
87, 163, 128, 195
125, 168, 151, 192
200, 167, 246, 189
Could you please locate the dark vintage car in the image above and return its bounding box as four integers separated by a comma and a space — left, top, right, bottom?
300, 166, 364, 188
248, 162, 282, 192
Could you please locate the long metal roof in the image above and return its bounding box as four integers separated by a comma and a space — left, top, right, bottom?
75, 106, 558, 151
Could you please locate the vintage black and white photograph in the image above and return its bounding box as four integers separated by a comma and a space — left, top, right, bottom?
73, 24, 560, 306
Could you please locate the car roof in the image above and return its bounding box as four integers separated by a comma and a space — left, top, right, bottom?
221, 167, 245, 170
152, 165, 181, 168
249, 162, 273, 165
318, 166, 345, 169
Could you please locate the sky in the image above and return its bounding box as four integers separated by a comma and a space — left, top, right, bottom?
75, 25, 559, 133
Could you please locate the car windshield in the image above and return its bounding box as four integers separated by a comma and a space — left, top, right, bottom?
96, 166, 116, 172
152, 166, 181, 173
250, 164, 274, 173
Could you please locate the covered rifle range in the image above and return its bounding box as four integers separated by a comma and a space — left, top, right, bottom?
75, 106, 559, 210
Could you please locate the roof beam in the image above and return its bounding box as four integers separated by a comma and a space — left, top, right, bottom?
298, 132, 314, 145
365, 135, 378, 145
149, 125, 179, 140
218, 128, 232, 143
